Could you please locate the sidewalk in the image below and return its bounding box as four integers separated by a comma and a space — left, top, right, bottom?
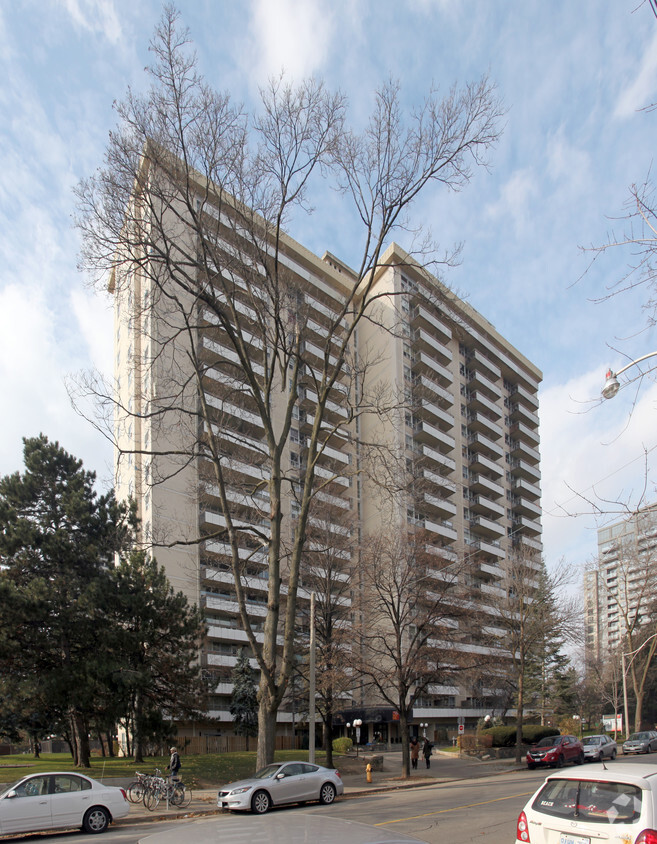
115, 751, 521, 826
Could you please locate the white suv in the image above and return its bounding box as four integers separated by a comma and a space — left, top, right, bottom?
516, 764, 657, 844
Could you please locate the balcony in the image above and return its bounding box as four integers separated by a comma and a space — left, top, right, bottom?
422, 444, 456, 473
509, 420, 540, 446
509, 439, 540, 464
416, 375, 454, 407
513, 515, 541, 537
469, 515, 505, 539
470, 494, 505, 519
468, 369, 501, 400
410, 304, 452, 344
466, 411, 503, 440
413, 327, 453, 365
414, 420, 455, 453
420, 399, 454, 431
511, 477, 541, 500
468, 431, 504, 460
508, 401, 539, 427
423, 468, 456, 496
509, 458, 541, 483
512, 496, 541, 519
466, 390, 502, 418
467, 348, 501, 380
469, 473, 504, 498
424, 493, 457, 518
509, 382, 539, 410
469, 452, 503, 478
412, 351, 453, 386
424, 517, 458, 542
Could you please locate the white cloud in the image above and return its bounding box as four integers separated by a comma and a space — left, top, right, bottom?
540, 366, 657, 568
484, 168, 537, 232
614, 28, 657, 118
58, 0, 123, 45
245, 0, 335, 83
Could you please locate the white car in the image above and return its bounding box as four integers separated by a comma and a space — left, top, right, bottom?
0, 771, 129, 835
515, 763, 657, 844
217, 761, 344, 814
581, 734, 618, 762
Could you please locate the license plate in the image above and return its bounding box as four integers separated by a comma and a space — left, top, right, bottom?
559, 835, 589, 844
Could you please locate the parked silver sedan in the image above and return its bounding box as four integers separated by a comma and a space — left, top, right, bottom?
217, 761, 343, 814
622, 730, 657, 754
0, 772, 129, 835
581, 734, 617, 762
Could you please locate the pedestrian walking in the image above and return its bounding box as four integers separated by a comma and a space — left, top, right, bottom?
410, 736, 420, 770
422, 737, 433, 769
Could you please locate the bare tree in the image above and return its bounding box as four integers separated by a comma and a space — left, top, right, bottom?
356, 529, 479, 778
494, 550, 578, 763
73, 6, 502, 766
294, 501, 355, 768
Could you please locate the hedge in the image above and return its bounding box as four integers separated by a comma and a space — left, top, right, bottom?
482, 725, 560, 747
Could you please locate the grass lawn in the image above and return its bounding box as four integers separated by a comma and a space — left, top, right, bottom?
0, 750, 330, 789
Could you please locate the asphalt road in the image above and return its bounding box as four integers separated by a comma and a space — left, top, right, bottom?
3, 755, 654, 844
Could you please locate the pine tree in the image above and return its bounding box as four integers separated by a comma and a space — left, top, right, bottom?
230, 650, 258, 750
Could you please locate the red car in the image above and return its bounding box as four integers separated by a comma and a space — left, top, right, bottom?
526, 734, 584, 769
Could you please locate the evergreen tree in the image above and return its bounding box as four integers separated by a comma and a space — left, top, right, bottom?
230, 649, 258, 750
0, 435, 134, 766
102, 551, 209, 762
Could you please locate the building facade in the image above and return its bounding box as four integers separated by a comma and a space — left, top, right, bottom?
584, 505, 657, 662
111, 178, 542, 745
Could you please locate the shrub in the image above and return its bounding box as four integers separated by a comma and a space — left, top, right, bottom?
332, 737, 353, 754
482, 725, 560, 747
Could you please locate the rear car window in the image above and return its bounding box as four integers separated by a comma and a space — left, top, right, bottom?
532, 779, 642, 825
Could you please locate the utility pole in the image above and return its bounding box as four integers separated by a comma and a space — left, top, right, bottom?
309, 592, 316, 763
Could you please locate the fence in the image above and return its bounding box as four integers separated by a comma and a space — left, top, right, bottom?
181, 734, 302, 755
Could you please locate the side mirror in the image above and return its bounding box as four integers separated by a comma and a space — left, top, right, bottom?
275, 773, 285, 780
5, 791, 17, 799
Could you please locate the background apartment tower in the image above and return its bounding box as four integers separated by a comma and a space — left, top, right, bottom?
584, 505, 657, 662
112, 190, 542, 744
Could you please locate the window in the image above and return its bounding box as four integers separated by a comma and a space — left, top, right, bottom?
532, 778, 642, 825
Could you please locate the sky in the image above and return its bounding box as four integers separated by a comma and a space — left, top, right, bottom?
1, 0, 657, 578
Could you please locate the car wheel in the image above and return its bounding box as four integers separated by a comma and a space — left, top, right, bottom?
555, 755, 564, 768
320, 782, 336, 805
575, 752, 584, 765
611, 749, 617, 759
251, 790, 271, 814
82, 806, 110, 834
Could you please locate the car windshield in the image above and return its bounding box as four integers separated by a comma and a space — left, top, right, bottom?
253, 764, 283, 780
628, 733, 649, 741
536, 737, 561, 747
586, 737, 602, 745
532, 778, 642, 825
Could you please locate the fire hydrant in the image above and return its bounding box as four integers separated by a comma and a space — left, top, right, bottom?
366, 763, 372, 783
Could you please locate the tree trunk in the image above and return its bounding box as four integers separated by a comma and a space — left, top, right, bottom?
256, 684, 277, 769
400, 712, 410, 778
324, 715, 334, 768
634, 688, 645, 733
515, 672, 524, 765
69, 709, 91, 767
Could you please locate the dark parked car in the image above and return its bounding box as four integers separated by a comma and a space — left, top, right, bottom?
622, 731, 657, 754
526, 735, 584, 769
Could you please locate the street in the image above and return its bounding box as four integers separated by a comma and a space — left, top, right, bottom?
1, 756, 653, 844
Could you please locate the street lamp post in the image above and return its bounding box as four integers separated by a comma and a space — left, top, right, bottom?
353, 719, 362, 756
602, 352, 657, 399
420, 722, 428, 738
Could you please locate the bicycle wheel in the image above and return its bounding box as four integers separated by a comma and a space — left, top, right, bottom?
127, 781, 145, 804
144, 788, 160, 811
171, 783, 192, 807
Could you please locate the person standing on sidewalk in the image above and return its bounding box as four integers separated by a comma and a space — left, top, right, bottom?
167, 746, 181, 782
422, 737, 433, 769
410, 737, 420, 770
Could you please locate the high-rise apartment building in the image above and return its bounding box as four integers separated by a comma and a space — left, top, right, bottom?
585, 505, 657, 662
111, 175, 542, 745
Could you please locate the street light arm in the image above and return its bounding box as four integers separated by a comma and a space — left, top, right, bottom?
602, 351, 657, 399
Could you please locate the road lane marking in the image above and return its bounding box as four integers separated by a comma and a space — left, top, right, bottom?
374, 790, 536, 826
